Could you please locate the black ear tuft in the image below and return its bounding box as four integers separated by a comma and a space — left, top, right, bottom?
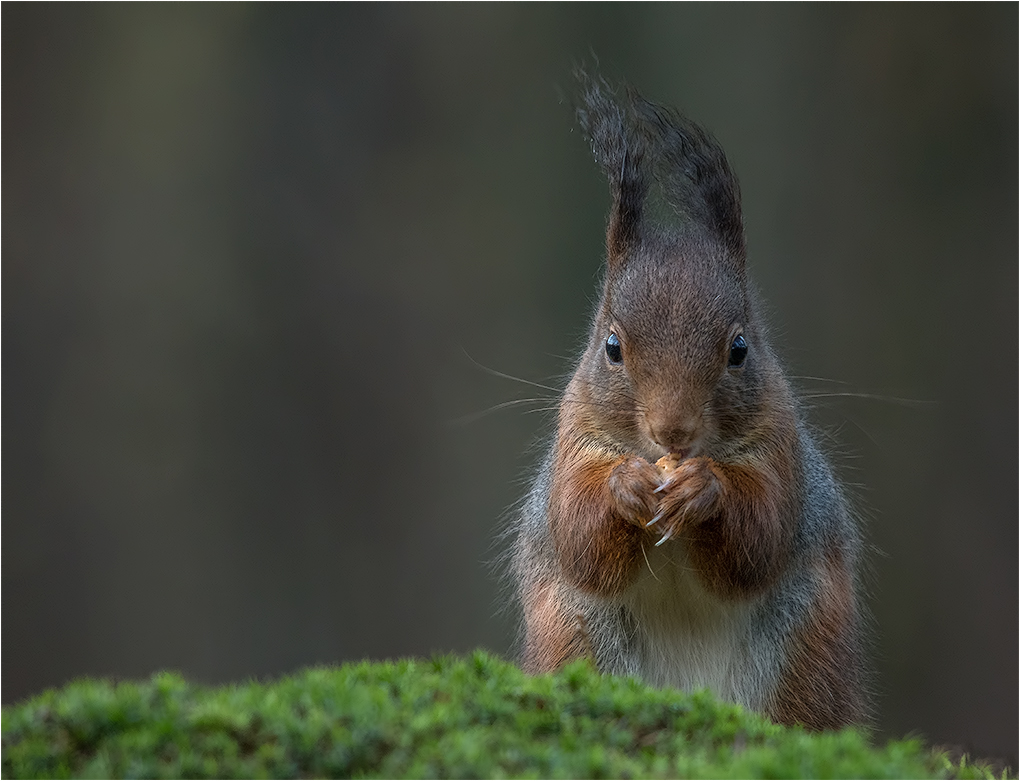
629, 93, 746, 262
574, 67, 649, 263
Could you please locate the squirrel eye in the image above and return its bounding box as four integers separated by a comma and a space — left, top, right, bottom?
605, 332, 623, 364
728, 334, 748, 368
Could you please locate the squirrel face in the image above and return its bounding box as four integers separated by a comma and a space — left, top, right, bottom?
574, 230, 762, 462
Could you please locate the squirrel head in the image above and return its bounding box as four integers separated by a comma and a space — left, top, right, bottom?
570, 72, 781, 461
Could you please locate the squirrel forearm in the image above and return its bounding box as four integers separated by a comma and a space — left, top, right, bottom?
547, 438, 645, 598
682, 454, 796, 598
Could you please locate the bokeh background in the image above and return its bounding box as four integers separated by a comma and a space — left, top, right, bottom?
4, 3, 1016, 765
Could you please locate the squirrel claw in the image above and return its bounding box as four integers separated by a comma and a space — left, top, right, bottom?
646, 510, 666, 527
654, 527, 675, 547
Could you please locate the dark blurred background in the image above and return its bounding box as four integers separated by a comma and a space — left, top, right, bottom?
4, 3, 1016, 765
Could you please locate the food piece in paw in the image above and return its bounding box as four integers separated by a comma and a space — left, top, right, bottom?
655, 454, 683, 474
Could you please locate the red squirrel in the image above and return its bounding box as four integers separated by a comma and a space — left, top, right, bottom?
511, 73, 868, 730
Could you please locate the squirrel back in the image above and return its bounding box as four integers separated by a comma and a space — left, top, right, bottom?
511, 73, 868, 730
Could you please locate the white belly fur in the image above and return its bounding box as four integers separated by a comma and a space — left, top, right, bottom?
620, 543, 772, 711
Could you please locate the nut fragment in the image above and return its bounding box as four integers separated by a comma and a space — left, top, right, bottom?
655, 454, 683, 474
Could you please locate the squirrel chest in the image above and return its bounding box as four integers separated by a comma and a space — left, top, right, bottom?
622, 546, 765, 699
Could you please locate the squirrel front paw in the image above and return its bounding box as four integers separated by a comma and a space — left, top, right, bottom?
648, 456, 723, 546
607, 456, 661, 528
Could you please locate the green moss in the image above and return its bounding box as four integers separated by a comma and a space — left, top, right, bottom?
1, 651, 1007, 779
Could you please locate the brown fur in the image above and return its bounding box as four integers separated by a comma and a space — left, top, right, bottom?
547, 428, 647, 598
520, 577, 593, 673
669, 427, 799, 599
769, 546, 867, 729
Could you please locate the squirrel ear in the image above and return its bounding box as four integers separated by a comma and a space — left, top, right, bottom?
575, 68, 649, 266
629, 92, 746, 267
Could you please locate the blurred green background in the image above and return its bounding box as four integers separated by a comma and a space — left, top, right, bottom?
4, 3, 1016, 765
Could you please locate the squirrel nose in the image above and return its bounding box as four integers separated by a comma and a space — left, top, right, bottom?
648, 419, 699, 455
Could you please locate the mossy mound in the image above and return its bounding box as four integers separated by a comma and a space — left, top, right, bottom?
0, 651, 1003, 779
